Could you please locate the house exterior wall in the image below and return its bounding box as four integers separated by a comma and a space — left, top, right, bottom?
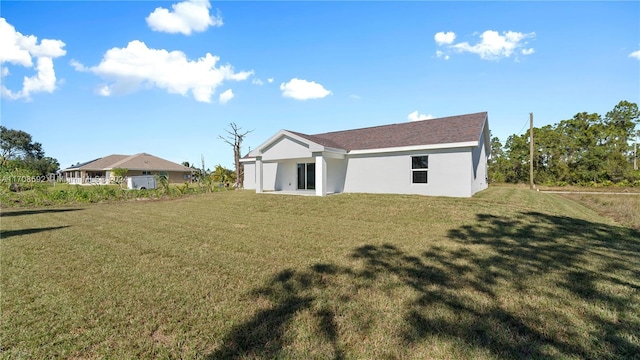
63, 169, 189, 184
470, 132, 489, 195
326, 158, 347, 193
264, 159, 319, 191
243, 161, 256, 189
245, 149, 477, 197
274, 159, 299, 191
242, 161, 280, 191
167, 171, 192, 184
125, 170, 191, 184
343, 148, 473, 197
244, 136, 316, 191
244, 157, 344, 192
261, 162, 279, 191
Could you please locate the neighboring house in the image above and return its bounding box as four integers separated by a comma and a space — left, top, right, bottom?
61, 153, 193, 185
241, 112, 490, 198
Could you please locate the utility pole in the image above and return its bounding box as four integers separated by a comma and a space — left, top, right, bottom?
635, 130, 638, 171
529, 112, 534, 190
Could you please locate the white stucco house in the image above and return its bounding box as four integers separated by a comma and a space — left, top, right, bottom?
241, 112, 490, 198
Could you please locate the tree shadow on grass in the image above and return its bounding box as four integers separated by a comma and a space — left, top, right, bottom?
349, 243, 596, 358
0, 208, 84, 217
207, 265, 347, 359
440, 211, 640, 358
1, 225, 70, 239
206, 212, 640, 359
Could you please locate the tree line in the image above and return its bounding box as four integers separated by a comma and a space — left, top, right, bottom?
489, 100, 640, 186
0, 126, 59, 177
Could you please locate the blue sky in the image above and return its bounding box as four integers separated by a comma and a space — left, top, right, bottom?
1, 1, 639, 170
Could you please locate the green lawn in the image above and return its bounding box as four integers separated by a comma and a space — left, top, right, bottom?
1, 188, 639, 359
558, 193, 640, 230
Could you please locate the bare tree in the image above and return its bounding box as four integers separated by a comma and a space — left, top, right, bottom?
219, 123, 253, 188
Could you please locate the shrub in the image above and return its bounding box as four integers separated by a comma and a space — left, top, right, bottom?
177, 183, 190, 195
1, 177, 241, 208
601, 180, 614, 187
615, 179, 630, 187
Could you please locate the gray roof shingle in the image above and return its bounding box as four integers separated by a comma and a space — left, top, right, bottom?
287, 112, 487, 151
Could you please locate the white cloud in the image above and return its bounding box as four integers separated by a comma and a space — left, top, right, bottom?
74, 40, 253, 103
98, 85, 111, 96
0, 17, 66, 100
1, 67, 8, 76
408, 111, 434, 122
146, 0, 223, 35
69, 59, 87, 71
219, 89, 233, 104
29, 39, 67, 58
630, 50, 640, 60
267, 78, 274, 83
434, 31, 456, 45
252, 78, 264, 86
435, 30, 535, 61
451, 30, 535, 60
0, 22, 32, 67
280, 78, 331, 100
349, 94, 361, 100
435, 50, 450, 60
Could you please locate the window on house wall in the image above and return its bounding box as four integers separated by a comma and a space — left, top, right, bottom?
142, 171, 152, 175
411, 156, 428, 184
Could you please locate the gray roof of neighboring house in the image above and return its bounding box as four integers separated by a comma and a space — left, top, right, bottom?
287, 112, 488, 151
62, 153, 192, 172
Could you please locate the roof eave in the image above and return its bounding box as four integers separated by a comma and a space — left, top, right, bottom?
61, 166, 105, 171
348, 141, 479, 155
241, 146, 346, 162
323, 147, 347, 154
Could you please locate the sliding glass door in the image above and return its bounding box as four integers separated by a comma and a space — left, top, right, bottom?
297, 163, 315, 190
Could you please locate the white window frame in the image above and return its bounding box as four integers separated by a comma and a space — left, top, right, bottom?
411, 155, 429, 184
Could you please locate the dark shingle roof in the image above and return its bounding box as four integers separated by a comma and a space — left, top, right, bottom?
287, 112, 487, 151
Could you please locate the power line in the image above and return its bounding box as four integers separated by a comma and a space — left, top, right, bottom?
516, 116, 530, 135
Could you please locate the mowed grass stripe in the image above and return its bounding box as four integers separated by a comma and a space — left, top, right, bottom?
1, 188, 639, 359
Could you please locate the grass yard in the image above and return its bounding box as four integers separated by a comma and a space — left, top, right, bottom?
1, 188, 639, 359
558, 193, 640, 230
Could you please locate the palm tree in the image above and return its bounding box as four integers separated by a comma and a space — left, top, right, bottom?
156, 173, 170, 194
211, 164, 235, 187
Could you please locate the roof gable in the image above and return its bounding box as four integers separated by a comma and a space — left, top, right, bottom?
249, 130, 329, 157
